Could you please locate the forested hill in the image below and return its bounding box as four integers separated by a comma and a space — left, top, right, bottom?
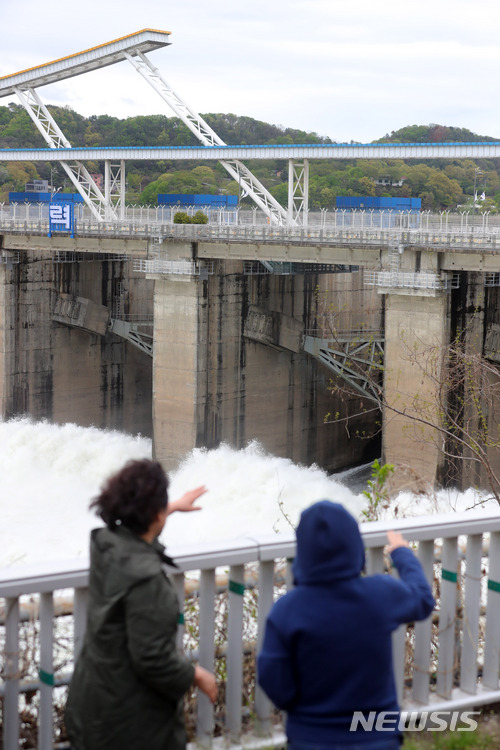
0, 104, 332, 150
1, 103, 500, 211
376, 123, 498, 144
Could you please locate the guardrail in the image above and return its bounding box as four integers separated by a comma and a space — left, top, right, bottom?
2, 214, 500, 253
2, 511, 500, 749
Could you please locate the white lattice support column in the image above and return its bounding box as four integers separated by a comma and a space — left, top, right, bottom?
124, 49, 289, 225
288, 158, 309, 227
61, 161, 113, 221
15, 86, 71, 148
105, 160, 126, 220
14, 86, 114, 222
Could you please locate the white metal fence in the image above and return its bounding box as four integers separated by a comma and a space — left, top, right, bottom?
2, 217, 500, 256
2, 206, 500, 254
1, 204, 500, 231
2, 510, 500, 749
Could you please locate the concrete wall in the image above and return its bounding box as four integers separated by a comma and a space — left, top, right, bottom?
382, 289, 451, 493
151, 274, 207, 468
0, 247, 153, 435
0, 261, 16, 419
152, 263, 382, 473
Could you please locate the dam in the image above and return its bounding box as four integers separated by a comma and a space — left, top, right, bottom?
0, 215, 384, 475
2, 28, 500, 493
2, 210, 500, 497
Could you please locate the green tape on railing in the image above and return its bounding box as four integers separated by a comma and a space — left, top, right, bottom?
442, 569, 457, 583
38, 669, 55, 686
178, 613, 185, 625
488, 578, 500, 593
229, 579, 245, 596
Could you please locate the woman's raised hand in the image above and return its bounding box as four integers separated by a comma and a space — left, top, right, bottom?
167, 486, 208, 515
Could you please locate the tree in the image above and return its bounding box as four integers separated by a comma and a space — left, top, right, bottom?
191, 166, 217, 187
356, 176, 376, 197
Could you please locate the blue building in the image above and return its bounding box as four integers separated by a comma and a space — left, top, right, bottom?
335, 196, 421, 228
157, 193, 238, 208
336, 196, 421, 211
9, 191, 84, 204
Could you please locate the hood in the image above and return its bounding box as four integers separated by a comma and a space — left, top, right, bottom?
292, 500, 365, 585
90, 526, 175, 597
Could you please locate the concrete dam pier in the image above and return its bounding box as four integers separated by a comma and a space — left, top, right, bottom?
0, 232, 380, 475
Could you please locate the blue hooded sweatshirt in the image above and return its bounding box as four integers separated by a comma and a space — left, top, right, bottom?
257, 501, 435, 745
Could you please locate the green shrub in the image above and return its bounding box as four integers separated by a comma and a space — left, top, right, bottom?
173, 210, 208, 224
192, 210, 209, 224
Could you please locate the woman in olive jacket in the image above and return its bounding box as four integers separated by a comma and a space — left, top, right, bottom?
65, 459, 217, 750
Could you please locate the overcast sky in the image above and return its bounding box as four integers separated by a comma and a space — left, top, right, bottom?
2, 0, 500, 144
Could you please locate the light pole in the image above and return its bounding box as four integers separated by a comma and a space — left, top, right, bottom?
50, 166, 58, 193
473, 167, 483, 216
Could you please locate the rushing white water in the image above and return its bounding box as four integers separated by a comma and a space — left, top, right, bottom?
0, 417, 495, 569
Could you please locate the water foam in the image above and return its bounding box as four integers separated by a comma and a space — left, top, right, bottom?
0, 418, 494, 568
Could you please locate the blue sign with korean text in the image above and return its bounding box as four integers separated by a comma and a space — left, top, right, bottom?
48, 202, 76, 237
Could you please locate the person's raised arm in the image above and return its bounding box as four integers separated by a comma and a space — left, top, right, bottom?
384, 529, 434, 624
385, 530, 409, 554
166, 486, 207, 515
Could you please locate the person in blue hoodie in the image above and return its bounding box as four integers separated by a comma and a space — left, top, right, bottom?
257, 500, 435, 749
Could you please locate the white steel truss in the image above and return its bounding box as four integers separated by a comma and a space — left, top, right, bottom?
288, 158, 309, 226
105, 160, 126, 220
303, 334, 384, 404
123, 50, 290, 225
14, 87, 115, 222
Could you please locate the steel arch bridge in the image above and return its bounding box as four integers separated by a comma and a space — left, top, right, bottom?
2, 29, 500, 226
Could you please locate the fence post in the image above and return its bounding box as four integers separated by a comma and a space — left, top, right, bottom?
483, 531, 500, 689
39, 592, 54, 750
4, 597, 20, 750
226, 564, 245, 742
197, 569, 215, 747
73, 587, 88, 662
460, 534, 482, 694
412, 540, 434, 703
172, 573, 186, 652
437, 537, 458, 699
391, 575, 407, 704
365, 546, 384, 575
255, 560, 275, 734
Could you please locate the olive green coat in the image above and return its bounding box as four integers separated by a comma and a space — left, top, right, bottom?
65, 526, 195, 750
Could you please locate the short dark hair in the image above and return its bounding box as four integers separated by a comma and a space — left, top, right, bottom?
90, 459, 169, 535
